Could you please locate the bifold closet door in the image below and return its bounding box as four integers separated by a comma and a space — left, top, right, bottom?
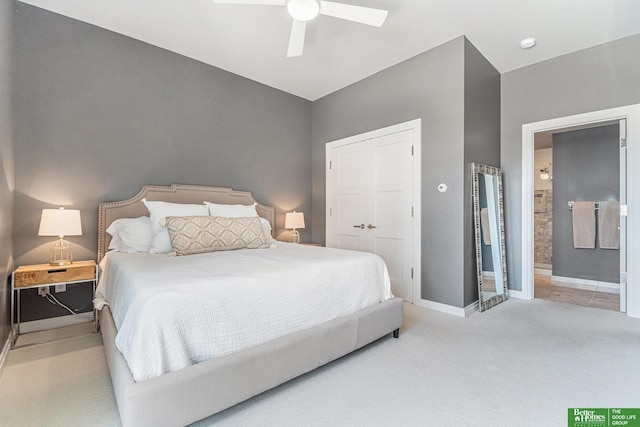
327, 129, 415, 302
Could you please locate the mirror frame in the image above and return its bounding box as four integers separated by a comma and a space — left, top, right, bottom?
472, 162, 509, 312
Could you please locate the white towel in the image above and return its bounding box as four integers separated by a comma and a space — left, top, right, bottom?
598, 201, 620, 249
572, 202, 596, 249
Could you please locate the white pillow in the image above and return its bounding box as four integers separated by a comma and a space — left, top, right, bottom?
106, 223, 123, 251
142, 198, 209, 253
110, 217, 152, 253
205, 202, 258, 218
260, 217, 276, 243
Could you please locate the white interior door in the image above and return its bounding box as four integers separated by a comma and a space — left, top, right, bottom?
332, 142, 368, 252
327, 126, 417, 303
620, 118, 628, 312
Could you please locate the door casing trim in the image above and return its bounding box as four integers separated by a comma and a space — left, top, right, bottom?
521, 104, 640, 318
326, 119, 422, 304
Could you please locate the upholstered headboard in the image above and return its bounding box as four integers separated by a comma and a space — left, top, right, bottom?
97, 184, 276, 261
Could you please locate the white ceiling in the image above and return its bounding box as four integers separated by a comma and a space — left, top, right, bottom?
18, 0, 640, 101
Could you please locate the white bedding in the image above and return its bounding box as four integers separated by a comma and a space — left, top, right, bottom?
94, 243, 392, 382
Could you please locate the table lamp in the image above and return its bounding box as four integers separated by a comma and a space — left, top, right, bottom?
38, 207, 82, 266
284, 211, 305, 244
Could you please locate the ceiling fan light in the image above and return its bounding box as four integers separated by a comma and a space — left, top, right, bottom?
287, 0, 320, 22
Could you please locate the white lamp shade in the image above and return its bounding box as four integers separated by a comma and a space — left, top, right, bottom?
285, 211, 305, 229
38, 208, 83, 237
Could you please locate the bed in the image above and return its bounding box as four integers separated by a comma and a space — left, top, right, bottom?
95, 184, 403, 427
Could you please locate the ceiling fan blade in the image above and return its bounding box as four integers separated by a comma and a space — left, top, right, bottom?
319, 1, 387, 27
212, 0, 285, 5
287, 20, 306, 57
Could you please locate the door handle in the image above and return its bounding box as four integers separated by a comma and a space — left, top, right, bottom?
367, 224, 377, 230
353, 224, 365, 229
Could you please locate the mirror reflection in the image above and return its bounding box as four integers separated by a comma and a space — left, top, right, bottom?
473, 162, 508, 311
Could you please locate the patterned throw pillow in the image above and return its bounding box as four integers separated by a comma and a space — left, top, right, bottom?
165, 216, 271, 256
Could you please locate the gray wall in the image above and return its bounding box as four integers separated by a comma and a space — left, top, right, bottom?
0, 0, 15, 347
552, 125, 620, 283
462, 39, 501, 305
13, 3, 637, 319
501, 33, 640, 291
14, 4, 311, 320
312, 37, 464, 307
312, 36, 500, 308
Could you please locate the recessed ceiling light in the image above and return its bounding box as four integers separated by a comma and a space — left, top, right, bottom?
520, 38, 536, 49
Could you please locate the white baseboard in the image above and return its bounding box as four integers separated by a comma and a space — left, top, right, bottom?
417, 298, 476, 317
19, 313, 93, 334
0, 337, 10, 380
507, 289, 529, 300
464, 300, 479, 317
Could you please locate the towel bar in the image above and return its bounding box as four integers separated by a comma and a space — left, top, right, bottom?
568, 201, 600, 211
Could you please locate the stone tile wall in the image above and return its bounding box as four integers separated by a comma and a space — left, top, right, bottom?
534, 189, 553, 265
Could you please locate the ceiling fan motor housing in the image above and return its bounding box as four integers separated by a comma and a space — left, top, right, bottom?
287, 0, 321, 21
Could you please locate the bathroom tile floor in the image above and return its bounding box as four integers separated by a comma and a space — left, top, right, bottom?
534, 274, 620, 311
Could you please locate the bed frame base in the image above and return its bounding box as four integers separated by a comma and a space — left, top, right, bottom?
101, 297, 403, 427
97, 185, 403, 426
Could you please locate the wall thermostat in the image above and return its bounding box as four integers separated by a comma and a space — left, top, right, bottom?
437, 183, 447, 193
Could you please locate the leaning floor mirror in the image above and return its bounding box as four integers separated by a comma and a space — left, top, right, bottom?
472, 162, 509, 312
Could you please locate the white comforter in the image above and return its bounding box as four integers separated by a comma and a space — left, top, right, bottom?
95, 243, 392, 382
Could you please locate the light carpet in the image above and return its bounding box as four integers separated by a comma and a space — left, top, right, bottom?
1, 299, 639, 426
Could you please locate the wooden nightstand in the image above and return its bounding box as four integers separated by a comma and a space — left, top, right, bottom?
300, 243, 322, 247
11, 260, 98, 348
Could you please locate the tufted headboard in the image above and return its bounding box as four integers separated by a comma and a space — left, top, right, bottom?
97, 184, 276, 261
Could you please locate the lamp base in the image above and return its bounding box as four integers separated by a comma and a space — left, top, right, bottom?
290, 229, 300, 244
50, 237, 73, 266
50, 260, 72, 266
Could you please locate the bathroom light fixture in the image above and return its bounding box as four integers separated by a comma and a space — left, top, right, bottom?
539, 162, 551, 180
38, 207, 83, 265
285, 211, 305, 244
520, 38, 536, 49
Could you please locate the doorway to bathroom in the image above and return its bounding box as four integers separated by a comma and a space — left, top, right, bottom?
521, 103, 640, 319
533, 122, 622, 311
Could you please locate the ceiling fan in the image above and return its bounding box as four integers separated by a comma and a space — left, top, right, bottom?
212, 0, 388, 57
